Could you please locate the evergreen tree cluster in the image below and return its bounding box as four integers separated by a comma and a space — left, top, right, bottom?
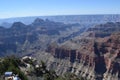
0, 56, 28, 80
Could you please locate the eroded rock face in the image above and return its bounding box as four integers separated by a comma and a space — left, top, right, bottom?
47, 33, 120, 80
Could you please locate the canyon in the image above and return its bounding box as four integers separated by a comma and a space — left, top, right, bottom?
45, 22, 120, 80
0, 15, 120, 80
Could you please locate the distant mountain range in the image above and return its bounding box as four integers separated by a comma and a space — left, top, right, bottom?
1, 14, 120, 28
0, 18, 85, 57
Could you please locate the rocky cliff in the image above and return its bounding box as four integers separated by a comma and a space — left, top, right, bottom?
47, 33, 120, 80
46, 22, 120, 80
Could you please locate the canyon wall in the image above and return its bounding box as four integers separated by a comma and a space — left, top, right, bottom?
47, 33, 120, 80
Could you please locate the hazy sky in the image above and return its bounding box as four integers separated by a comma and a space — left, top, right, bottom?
0, 0, 120, 18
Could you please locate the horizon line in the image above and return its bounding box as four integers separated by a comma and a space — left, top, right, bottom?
0, 13, 120, 19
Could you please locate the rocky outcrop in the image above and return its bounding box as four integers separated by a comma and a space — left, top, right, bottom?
47, 32, 120, 80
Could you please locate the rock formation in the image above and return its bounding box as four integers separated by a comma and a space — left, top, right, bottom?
46, 22, 120, 80
0, 18, 85, 57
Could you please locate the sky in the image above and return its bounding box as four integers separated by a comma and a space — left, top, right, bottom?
0, 0, 120, 18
